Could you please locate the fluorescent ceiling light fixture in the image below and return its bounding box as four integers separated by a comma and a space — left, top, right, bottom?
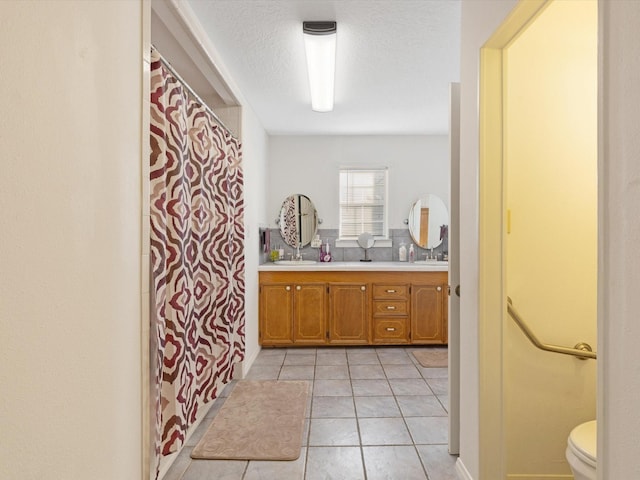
303, 21, 336, 112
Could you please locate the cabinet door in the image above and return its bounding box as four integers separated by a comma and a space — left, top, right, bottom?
294, 283, 327, 344
411, 283, 446, 344
328, 283, 369, 344
259, 283, 294, 345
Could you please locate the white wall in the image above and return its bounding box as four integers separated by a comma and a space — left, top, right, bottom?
599, 2, 640, 479
0, 2, 143, 479
458, 1, 517, 478
504, 1, 597, 475
268, 135, 449, 231
241, 106, 270, 375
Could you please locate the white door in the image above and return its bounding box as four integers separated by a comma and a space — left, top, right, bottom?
448, 82, 461, 455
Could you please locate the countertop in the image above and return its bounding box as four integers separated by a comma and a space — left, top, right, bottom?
258, 261, 449, 272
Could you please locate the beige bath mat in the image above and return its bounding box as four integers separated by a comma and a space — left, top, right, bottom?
191, 380, 310, 461
413, 349, 448, 368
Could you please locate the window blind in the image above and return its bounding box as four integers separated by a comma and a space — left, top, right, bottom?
339, 168, 388, 238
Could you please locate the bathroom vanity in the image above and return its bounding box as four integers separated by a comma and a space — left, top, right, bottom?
258, 262, 448, 346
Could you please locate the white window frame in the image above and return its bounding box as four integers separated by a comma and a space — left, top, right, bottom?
338, 167, 389, 242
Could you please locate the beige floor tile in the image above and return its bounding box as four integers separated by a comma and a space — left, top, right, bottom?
309, 418, 360, 446
243, 447, 306, 480
351, 379, 393, 396
354, 396, 401, 418
405, 416, 449, 444
416, 444, 458, 480
311, 396, 356, 418
313, 379, 353, 396
180, 458, 247, 480
389, 378, 433, 396
305, 447, 365, 480
363, 445, 428, 480
358, 417, 413, 445
349, 364, 386, 379
315, 365, 350, 379
383, 364, 422, 379
396, 395, 447, 417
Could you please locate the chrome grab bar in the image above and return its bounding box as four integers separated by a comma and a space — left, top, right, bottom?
507, 297, 596, 360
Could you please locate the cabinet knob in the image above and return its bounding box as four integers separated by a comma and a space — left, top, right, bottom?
386, 327, 396, 332
296, 285, 301, 291
361, 286, 366, 291
285, 286, 291, 291
386, 306, 396, 310
436, 286, 442, 292
386, 289, 396, 293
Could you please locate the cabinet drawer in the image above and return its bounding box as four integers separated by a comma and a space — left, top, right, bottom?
372, 284, 408, 299
373, 300, 408, 315
373, 318, 409, 343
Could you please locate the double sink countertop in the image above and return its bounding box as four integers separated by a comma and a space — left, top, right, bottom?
258, 260, 449, 272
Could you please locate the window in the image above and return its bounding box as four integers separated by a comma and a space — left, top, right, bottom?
339, 168, 388, 239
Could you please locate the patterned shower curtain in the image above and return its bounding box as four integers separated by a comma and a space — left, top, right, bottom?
149, 48, 245, 474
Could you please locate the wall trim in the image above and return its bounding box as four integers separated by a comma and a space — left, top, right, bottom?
506, 476, 572, 480
455, 457, 473, 480
241, 345, 261, 379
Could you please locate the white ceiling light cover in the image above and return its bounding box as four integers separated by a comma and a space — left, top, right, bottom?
303, 21, 337, 112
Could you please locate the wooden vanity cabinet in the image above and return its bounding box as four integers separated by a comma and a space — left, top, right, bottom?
259, 283, 294, 345
372, 284, 410, 344
259, 282, 326, 345
328, 283, 369, 344
411, 283, 447, 344
259, 270, 448, 346
293, 283, 327, 344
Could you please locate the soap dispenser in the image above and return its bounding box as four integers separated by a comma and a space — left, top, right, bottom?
399, 243, 407, 262
409, 244, 415, 263
322, 240, 332, 262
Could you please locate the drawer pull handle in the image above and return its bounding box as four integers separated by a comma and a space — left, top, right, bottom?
285, 286, 291, 291
386, 306, 396, 310
436, 286, 442, 292
386, 289, 396, 293
361, 286, 366, 291
296, 285, 301, 291
386, 327, 396, 332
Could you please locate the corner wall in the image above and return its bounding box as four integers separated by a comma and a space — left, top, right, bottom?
0, 1, 144, 478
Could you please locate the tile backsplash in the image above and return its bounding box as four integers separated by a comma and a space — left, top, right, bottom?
260, 228, 448, 264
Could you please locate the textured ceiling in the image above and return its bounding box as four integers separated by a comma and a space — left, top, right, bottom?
186, 0, 461, 135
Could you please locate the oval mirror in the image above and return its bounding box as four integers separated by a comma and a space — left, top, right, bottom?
408, 194, 449, 249
357, 232, 375, 262
279, 194, 318, 247
357, 232, 375, 249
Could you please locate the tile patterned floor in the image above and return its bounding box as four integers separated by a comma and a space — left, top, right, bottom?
163, 347, 457, 480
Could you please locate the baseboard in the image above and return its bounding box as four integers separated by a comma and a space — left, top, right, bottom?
240, 344, 261, 379
455, 457, 474, 480
506, 475, 572, 479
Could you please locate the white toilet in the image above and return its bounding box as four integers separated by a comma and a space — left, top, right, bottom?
566, 420, 597, 480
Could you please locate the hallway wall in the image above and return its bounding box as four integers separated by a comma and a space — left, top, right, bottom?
0, 1, 144, 478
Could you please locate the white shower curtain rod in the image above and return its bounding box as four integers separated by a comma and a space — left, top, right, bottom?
151, 46, 238, 140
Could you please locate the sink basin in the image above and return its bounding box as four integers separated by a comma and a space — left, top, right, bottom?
412, 260, 448, 265
274, 260, 318, 265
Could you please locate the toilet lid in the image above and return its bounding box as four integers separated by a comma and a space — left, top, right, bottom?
568, 420, 597, 468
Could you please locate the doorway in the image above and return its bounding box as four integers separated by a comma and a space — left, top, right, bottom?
478, 0, 598, 478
